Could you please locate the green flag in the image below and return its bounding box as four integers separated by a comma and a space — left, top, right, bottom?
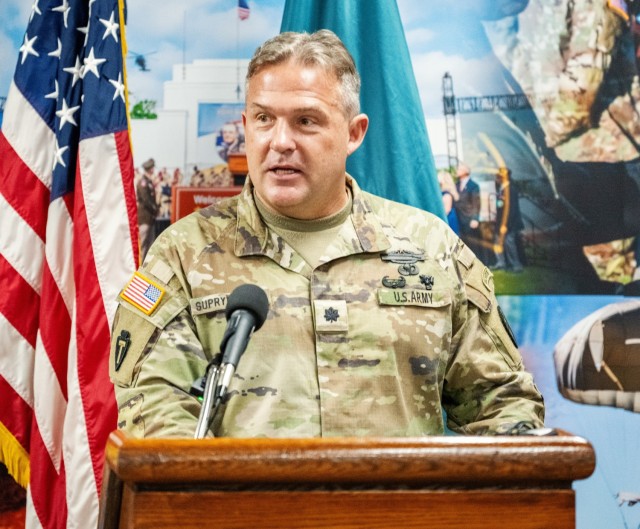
281, 0, 445, 219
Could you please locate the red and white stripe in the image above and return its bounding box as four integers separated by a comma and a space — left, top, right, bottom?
0, 74, 138, 529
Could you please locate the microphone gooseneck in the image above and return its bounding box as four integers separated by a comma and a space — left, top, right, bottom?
214, 284, 269, 402
194, 284, 269, 439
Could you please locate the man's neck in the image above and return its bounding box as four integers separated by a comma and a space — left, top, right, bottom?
254, 190, 353, 267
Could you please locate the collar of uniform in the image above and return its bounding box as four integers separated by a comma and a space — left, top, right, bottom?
345, 174, 390, 253
233, 179, 312, 274
234, 177, 270, 257
234, 174, 391, 258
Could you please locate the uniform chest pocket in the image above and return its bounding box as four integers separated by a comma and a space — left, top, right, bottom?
376, 287, 454, 353
334, 287, 453, 377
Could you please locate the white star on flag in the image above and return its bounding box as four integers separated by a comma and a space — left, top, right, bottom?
48, 38, 62, 59
19, 34, 39, 64
30, 0, 42, 22
83, 47, 107, 79
63, 55, 84, 86
53, 139, 69, 169
52, 0, 71, 28
56, 98, 80, 130
109, 73, 126, 101
100, 12, 120, 42
45, 79, 59, 100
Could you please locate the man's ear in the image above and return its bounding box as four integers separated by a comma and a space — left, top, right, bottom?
347, 113, 369, 156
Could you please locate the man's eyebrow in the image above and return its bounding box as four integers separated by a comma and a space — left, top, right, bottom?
297, 107, 328, 116
248, 102, 327, 115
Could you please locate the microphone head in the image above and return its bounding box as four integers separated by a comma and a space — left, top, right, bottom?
225, 284, 270, 330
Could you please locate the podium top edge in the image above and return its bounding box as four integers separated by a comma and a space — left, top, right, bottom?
105, 429, 596, 485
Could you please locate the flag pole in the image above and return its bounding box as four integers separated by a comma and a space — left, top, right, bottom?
183, 9, 188, 181
236, 2, 241, 100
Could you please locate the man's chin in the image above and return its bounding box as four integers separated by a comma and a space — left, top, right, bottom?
259, 191, 308, 217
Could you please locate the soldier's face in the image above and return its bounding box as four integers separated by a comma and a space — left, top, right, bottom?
222, 126, 237, 144
243, 60, 368, 219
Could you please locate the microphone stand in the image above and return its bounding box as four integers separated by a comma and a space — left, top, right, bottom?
194, 362, 222, 439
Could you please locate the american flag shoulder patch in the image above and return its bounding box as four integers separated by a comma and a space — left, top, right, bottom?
120, 272, 165, 315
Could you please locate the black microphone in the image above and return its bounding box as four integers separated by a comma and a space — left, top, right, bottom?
214, 284, 269, 402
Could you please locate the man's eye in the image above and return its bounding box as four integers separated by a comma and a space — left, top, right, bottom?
299, 117, 314, 126
256, 114, 269, 123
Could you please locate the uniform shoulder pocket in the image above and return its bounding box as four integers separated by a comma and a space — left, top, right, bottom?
459, 254, 494, 314
456, 249, 522, 369
110, 305, 159, 386
110, 268, 188, 386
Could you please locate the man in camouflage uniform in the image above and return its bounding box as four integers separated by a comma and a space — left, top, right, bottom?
136, 158, 159, 262
110, 30, 544, 438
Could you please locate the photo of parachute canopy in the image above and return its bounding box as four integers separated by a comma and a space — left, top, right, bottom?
554, 300, 640, 412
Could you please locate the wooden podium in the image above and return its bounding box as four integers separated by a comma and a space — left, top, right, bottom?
98, 430, 595, 529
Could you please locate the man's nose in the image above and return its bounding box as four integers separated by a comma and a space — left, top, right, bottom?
270, 120, 295, 153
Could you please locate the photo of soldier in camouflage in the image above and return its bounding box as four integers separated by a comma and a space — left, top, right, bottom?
479, 0, 640, 293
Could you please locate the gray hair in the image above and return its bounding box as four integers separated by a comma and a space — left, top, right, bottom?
246, 30, 361, 119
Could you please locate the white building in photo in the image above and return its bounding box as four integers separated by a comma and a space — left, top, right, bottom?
130, 58, 249, 175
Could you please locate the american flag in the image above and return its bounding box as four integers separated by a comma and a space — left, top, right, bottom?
0, 0, 138, 527
121, 272, 164, 314
238, 0, 251, 20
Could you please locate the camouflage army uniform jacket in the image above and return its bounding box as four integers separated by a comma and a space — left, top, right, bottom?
110, 175, 544, 438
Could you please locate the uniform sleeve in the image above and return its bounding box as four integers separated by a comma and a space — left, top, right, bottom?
546, 0, 621, 147
110, 270, 208, 438
442, 244, 545, 435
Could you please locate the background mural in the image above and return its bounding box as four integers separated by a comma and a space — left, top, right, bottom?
1, 1, 639, 528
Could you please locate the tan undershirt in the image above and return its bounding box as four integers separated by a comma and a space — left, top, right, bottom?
254, 191, 354, 268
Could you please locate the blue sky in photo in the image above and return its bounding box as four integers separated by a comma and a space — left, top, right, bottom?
0, 0, 509, 121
